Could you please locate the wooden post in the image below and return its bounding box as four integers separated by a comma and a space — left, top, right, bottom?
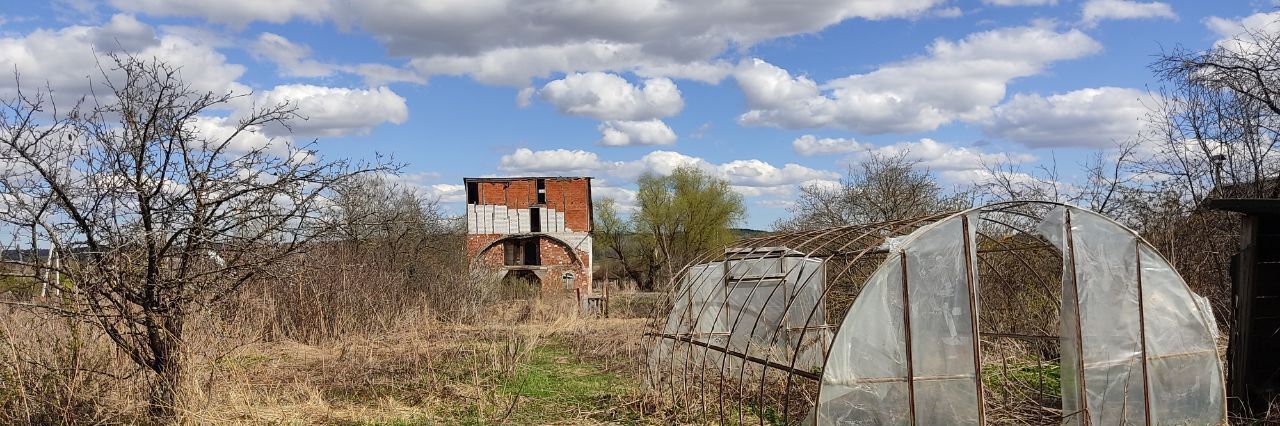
604, 279, 610, 318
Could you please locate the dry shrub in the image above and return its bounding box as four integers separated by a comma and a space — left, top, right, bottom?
233, 234, 501, 344
0, 307, 146, 425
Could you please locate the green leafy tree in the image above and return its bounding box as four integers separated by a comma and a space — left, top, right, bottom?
634, 165, 745, 289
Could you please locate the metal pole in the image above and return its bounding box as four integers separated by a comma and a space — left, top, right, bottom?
1064, 210, 1090, 425
961, 215, 987, 423
1134, 241, 1152, 423
900, 253, 917, 426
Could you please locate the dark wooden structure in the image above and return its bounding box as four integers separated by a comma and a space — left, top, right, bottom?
1206, 198, 1280, 416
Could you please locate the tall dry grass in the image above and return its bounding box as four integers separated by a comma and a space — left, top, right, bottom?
0, 234, 661, 425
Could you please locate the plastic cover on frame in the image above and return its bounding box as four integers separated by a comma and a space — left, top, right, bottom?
1038, 205, 1225, 425
655, 249, 831, 373
816, 214, 983, 424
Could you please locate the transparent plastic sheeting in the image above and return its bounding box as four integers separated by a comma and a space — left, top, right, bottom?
817, 214, 982, 424
1038, 206, 1224, 425
815, 206, 1224, 424
657, 252, 830, 371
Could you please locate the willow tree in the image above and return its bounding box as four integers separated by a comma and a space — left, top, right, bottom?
0, 55, 379, 422
634, 165, 745, 289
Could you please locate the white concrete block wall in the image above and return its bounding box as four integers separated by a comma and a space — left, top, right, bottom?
465, 205, 574, 234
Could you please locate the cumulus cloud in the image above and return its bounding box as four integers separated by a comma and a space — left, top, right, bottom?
792, 135, 867, 156
250, 32, 334, 78
497, 148, 837, 202
634, 61, 735, 85
538, 72, 683, 121
258, 84, 409, 137
0, 17, 411, 156
734, 25, 1101, 133
985, 87, 1148, 148
1205, 12, 1280, 52
423, 183, 466, 203
249, 32, 424, 85
982, 0, 1056, 6
847, 138, 1036, 178
92, 13, 158, 51
115, 0, 948, 85
109, 0, 330, 26
597, 120, 677, 146
498, 148, 605, 174
1081, 0, 1176, 27
0, 17, 248, 107
189, 115, 284, 153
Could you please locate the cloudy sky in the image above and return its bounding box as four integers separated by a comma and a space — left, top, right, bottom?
0, 1, 1270, 228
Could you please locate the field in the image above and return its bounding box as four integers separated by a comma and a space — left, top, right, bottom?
0, 292, 677, 425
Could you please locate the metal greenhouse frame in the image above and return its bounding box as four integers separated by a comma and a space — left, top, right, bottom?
645, 201, 1225, 425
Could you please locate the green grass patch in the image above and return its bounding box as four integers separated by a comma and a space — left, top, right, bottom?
983, 360, 1061, 399
493, 342, 639, 424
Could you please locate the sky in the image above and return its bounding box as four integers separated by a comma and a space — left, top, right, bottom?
0, 0, 1273, 229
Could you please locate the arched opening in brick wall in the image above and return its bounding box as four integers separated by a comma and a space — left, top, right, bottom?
474, 234, 589, 292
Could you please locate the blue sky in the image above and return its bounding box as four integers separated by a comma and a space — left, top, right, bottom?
0, 0, 1271, 228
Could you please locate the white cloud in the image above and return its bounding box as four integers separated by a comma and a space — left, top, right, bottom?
188, 115, 297, 158
0, 17, 247, 105
258, 84, 409, 137
498, 148, 605, 174
92, 13, 158, 51
592, 185, 638, 209
538, 72, 683, 121
116, 0, 946, 86
849, 138, 1036, 174
1205, 12, 1280, 52
985, 87, 1148, 148
1081, 0, 1176, 27
497, 148, 837, 203
982, 0, 1056, 6
717, 159, 838, 187
250, 32, 333, 78
424, 183, 466, 203
342, 63, 426, 86
634, 61, 735, 85
109, 0, 330, 26
516, 87, 535, 107
249, 32, 424, 85
597, 120, 677, 146
792, 135, 867, 156
734, 25, 1101, 133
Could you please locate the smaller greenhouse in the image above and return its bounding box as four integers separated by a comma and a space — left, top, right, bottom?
653, 246, 830, 374
646, 202, 1225, 425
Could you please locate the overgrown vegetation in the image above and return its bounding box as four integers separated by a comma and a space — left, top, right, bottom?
1, 11, 1279, 426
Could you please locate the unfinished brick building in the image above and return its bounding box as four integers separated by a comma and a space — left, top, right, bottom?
464, 177, 593, 293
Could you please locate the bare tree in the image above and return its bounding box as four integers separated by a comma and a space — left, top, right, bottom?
774, 153, 968, 231
1150, 22, 1280, 200
977, 139, 1144, 222
0, 55, 381, 422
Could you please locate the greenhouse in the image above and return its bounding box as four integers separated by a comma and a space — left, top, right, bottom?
646, 202, 1225, 425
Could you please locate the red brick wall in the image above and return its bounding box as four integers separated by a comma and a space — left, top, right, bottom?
543, 179, 591, 231
467, 234, 505, 266
466, 234, 591, 293
473, 180, 537, 210
469, 178, 591, 232
538, 237, 591, 292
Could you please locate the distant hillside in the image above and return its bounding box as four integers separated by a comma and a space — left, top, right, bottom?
731, 228, 772, 239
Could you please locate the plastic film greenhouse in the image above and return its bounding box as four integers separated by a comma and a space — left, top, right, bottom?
644, 201, 1225, 425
